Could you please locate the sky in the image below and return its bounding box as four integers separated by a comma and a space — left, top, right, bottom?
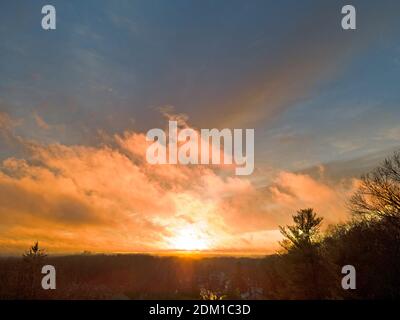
0, 0, 400, 254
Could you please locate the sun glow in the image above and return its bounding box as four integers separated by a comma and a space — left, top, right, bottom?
168, 226, 210, 251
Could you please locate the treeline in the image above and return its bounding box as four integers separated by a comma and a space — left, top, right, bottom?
0, 152, 399, 299
266, 151, 400, 299
0, 252, 270, 299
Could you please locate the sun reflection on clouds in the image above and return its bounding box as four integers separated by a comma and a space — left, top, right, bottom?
159, 192, 219, 251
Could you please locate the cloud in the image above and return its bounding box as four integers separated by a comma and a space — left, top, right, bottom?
201, 2, 398, 127
268, 171, 357, 225
0, 112, 26, 154
33, 112, 50, 130
378, 126, 400, 141
0, 113, 357, 254
0, 112, 18, 130
0, 112, 22, 133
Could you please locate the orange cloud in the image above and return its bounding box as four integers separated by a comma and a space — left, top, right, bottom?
0, 115, 357, 255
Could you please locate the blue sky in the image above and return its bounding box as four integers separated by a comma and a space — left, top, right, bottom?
1, 0, 400, 173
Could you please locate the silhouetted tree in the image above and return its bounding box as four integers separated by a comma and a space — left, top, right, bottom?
345, 152, 400, 298
323, 219, 400, 299
23, 241, 47, 263
19, 242, 47, 299
279, 209, 326, 299
279, 208, 323, 251
350, 151, 400, 229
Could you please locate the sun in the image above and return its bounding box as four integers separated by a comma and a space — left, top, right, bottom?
168, 226, 209, 251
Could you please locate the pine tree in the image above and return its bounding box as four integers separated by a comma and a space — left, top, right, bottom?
20, 242, 47, 299
279, 209, 324, 299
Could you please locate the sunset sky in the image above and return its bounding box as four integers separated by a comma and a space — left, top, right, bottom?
1, 0, 400, 254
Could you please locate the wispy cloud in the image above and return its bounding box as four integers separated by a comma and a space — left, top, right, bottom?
203, 2, 398, 127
